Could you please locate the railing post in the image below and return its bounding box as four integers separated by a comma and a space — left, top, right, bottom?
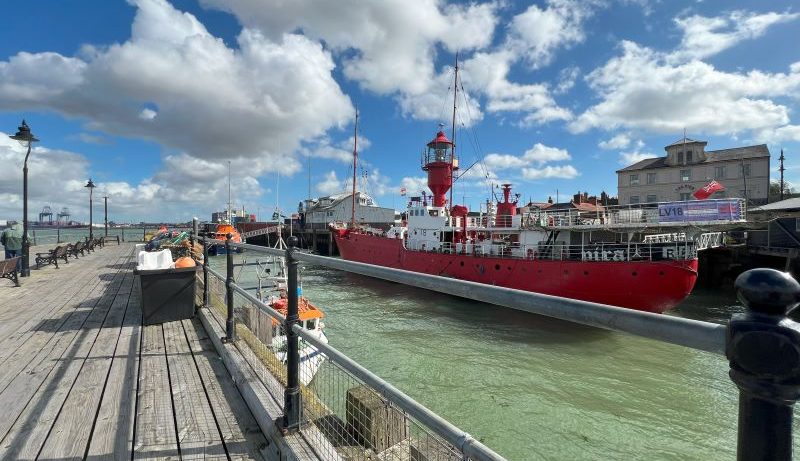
283, 235, 301, 433
121, 226, 125, 242
143, 226, 146, 242
727, 268, 800, 460
57, 227, 61, 244
202, 237, 209, 308
224, 233, 235, 342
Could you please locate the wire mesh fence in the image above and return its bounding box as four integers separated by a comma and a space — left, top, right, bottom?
298, 343, 464, 461
200, 265, 496, 460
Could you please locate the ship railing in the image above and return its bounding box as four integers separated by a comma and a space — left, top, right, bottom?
19, 225, 190, 246
199, 235, 506, 461
426, 241, 697, 262
200, 235, 800, 461
523, 198, 747, 229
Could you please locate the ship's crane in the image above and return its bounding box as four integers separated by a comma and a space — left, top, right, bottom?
39, 205, 53, 224
57, 207, 71, 224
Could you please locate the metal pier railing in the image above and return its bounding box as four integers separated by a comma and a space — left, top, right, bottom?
197, 233, 800, 461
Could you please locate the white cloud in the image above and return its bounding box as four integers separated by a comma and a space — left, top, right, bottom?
522, 165, 579, 180
0, 0, 353, 171
484, 143, 571, 171
507, 0, 598, 69
316, 171, 343, 196
303, 135, 370, 164
200, 0, 498, 96
753, 125, 800, 143
571, 40, 800, 136
619, 150, 657, 165
554, 66, 580, 94
400, 176, 429, 196
599, 133, 631, 150
671, 11, 800, 62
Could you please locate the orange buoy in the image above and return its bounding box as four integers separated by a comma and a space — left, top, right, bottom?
174, 257, 196, 268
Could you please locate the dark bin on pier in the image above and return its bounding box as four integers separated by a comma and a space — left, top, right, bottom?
134, 266, 197, 325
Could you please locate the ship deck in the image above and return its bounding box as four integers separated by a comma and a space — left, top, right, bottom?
0, 242, 269, 460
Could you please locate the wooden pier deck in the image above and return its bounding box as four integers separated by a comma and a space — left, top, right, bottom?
0, 243, 270, 460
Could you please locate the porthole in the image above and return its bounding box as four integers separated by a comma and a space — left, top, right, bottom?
584, 271, 589, 276
459, 261, 464, 267
659, 271, 665, 276
495, 264, 500, 271
632, 271, 638, 277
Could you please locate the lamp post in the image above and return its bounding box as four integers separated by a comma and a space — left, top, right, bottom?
9, 120, 39, 277
85, 179, 96, 241
103, 195, 108, 237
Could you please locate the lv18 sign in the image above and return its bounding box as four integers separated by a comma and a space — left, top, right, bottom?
658, 199, 742, 223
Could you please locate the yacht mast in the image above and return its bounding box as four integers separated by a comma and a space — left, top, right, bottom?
351, 109, 359, 229
449, 53, 459, 211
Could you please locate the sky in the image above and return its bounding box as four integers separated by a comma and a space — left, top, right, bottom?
0, 0, 798, 223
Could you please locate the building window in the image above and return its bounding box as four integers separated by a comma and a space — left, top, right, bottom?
629, 174, 640, 186
629, 195, 640, 204
680, 169, 691, 182
646, 194, 658, 203
680, 192, 691, 201
686, 151, 693, 163
740, 163, 751, 177
647, 173, 656, 184
715, 166, 725, 179
677, 152, 684, 164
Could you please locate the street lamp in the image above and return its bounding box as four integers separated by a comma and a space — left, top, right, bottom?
85, 179, 96, 240
103, 193, 109, 237
9, 120, 39, 277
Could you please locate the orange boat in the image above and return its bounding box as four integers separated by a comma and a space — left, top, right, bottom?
207, 221, 243, 255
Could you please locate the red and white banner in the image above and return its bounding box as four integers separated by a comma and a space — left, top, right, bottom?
693, 180, 725, 200
400, 187, 407, 196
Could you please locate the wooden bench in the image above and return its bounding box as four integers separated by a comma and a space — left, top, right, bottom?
68, 241, 86, 258
0, 257, 20, 287
35, 245, 69, 269
102, 235, 121, 245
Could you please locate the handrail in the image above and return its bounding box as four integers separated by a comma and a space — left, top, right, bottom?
209, 237, 725, 355
202, 250, 506, 461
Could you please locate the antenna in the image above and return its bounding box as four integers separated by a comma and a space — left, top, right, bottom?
779, 148, 786, 201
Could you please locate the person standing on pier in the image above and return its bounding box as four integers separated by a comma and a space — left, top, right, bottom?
1, 221, 24, 271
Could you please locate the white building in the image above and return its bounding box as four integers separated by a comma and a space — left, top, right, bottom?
302, 191, 397, 230
617, 138, 770, 205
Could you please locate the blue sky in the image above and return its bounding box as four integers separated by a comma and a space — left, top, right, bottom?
0, 0, 798, 223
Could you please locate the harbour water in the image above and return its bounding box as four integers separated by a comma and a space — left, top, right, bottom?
212, 252, 796, 461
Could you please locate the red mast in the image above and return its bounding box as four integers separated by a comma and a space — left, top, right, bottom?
350, 109, 358, 229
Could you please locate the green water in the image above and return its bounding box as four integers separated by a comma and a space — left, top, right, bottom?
215, 253, 790, 460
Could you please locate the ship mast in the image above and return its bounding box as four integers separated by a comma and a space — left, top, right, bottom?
227, 160, 232, 223
351, 109, 359, 229
449, 53, 458, 212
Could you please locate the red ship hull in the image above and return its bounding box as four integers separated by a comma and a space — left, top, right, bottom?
334, 232, 698, 313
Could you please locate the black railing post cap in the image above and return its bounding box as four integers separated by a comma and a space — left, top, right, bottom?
735, 268, 800, 316
288, 235, 299, 248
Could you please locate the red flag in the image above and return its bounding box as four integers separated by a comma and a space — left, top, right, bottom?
400, 187, 407, 196
693, 180, 725, 200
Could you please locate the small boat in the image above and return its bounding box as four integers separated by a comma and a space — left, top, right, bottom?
206, 221, 243, 255
254, 253, 328, 385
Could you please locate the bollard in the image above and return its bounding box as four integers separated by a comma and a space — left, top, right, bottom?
202, 236, 209, 308
224, 233, 235, 342
727, 268, 800, 461
283, 235, 301, 433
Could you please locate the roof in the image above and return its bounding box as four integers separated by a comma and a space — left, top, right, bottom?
617, 144, 770, 172
666, 137, 706, 147
751, 197, 800, 212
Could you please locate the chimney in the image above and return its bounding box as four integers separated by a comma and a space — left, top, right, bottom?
547, 196, 554, 204
573, 192, 582, 204
588, 196, 598, 206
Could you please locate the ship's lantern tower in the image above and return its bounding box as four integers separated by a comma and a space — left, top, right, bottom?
422, 129, 458, 208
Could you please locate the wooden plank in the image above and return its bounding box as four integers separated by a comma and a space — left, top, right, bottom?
37, 270, 135, 460
0, 259, 130, 459
0, 248, 127, 367
133, 324, 180, 460
0, 257, 127, 443
86, 275, 143, 460
183, 317, 270, 461
163, 320, 227, 460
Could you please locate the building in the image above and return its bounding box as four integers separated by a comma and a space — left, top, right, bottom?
617, 138, 770, 206
301, 191, 397, 230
